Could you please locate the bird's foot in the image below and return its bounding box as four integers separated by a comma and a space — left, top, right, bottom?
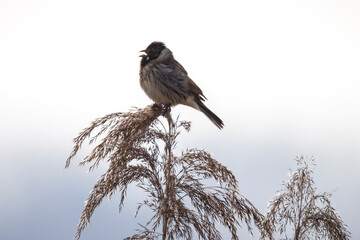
162, 104, 171, 116
151, 103, 160, 112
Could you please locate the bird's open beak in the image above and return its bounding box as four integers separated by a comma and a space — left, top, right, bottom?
139, 50, 146, 57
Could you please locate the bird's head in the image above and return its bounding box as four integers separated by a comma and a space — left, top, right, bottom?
140, 41, 166, 66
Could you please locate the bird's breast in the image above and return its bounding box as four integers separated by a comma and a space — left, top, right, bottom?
140, 65, 171, 105
140, 62, 189, 106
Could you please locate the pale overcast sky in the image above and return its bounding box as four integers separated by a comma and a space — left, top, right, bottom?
1, 0, 359, 239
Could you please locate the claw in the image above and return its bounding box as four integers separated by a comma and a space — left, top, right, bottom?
162, 104, 171, 116
151, 103, 160, 112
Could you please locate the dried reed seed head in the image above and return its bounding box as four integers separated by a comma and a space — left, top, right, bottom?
260, 156, 350, 240
66, 105, 263, 240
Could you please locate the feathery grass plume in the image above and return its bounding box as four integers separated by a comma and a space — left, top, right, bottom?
260, 156, 351, 240
66, 104, 264, 240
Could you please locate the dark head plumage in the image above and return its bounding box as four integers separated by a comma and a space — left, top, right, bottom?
140, 41, 166, 67
145, 41, 166, 58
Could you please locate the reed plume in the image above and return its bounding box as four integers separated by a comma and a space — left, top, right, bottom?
66, 105, 263, 240
261, 156, 351, 240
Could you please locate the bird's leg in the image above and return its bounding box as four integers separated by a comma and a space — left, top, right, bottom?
151, 103, 160, 112
162, 104, 174, 127
162, 104, 171, 116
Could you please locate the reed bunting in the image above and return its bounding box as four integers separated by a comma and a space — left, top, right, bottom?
139, 41, 224, 129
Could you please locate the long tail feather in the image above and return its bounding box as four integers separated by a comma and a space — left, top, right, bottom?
197, 101, 224, 129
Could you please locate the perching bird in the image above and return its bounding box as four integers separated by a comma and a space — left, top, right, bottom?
139, 41, 224, 129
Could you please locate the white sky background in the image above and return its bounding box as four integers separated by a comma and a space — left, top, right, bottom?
0, 0, 359, 239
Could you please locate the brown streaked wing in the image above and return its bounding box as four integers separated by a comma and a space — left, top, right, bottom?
173, 59, 207, 101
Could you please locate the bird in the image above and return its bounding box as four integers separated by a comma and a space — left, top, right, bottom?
139, 41, 224, 129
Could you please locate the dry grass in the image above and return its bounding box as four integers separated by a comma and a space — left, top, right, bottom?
260, 156, 351, 240
66, 105, 263, 240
